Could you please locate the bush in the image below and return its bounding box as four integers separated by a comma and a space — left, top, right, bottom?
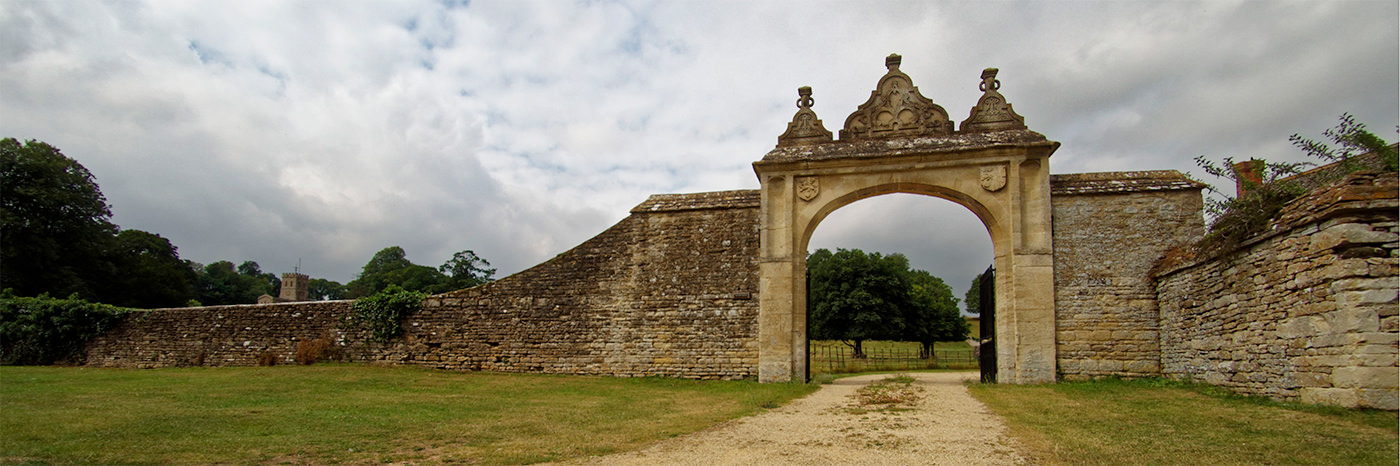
350, 285, 426, 343
294, 332, 340, 365
0, 294, 130, 365
256, 351, 278, 366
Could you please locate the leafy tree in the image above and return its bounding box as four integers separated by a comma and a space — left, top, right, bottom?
0, 138, 118, 300
965, 274, 981, 315
102, 230, 197, 308
351, 285, 426, 343
438, 249, 496, 291
807, 248, 912, 358
346, 246, 496, 297
237, 261, 280, 296
194, 261, 271, 305
307, 278, 347, 301
904, 269, 968, 358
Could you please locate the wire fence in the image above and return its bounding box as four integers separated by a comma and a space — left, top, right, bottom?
809, 340, 979, 374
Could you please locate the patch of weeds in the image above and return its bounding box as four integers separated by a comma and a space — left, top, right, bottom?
847, 374, 924, 413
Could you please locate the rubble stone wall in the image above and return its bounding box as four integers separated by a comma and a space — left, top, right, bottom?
1154, 173, 1399, 409
1050, 171, 1206, 379
87, 190, 763, 379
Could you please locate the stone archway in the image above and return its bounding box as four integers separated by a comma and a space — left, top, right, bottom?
753, 55, 1059, 383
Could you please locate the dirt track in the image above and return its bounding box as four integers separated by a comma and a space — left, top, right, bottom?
558, 371, 1027, 465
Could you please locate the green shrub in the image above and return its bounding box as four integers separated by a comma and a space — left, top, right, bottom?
350, 285, 426, 343
0, 294, 130, 365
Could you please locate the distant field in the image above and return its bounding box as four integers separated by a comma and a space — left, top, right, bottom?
809, 339, 978, 375
0, 365, 816, 465
970, 377, 1399, 465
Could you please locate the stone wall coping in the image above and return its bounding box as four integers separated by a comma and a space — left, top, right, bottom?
630, 189, 761, 213
1050, 170, 1205, 195
757, 129, 1055, 164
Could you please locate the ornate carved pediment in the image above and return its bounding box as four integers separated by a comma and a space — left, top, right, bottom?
839, 54, 953, 141
776, 86, 834, 147
960, 68, 1027, 133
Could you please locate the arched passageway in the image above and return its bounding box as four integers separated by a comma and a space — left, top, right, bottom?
753, 55, 1058, 383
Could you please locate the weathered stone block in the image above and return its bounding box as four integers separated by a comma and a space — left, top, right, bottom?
1300, 387, 1360, 408
1332, 366, 1399, 389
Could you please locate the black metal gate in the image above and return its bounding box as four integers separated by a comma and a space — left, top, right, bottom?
978, 264, 996, 383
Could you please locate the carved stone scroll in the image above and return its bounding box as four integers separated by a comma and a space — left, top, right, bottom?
839, 54, 953, 141
960, 68, 1027, 133
776, 86, 834, 147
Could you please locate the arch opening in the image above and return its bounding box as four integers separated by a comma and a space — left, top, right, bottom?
803, 192, 993, 380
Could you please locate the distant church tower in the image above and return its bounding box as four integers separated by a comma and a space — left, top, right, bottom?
279, 273, 309, 301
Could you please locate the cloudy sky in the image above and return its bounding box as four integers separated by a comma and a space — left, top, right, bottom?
3, 1, 1396, 304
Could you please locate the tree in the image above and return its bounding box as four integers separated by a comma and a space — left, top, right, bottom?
904, 269, 968, 358
964, 274, 981, 315
307, 278, 347, 301
102, 229, 197, 308
437, 249, 496, 292
237, 261, 280, 296
194, 261, 271, 305
346, 246, 444, 297
807, 248, 912, 358
0, 138, 118, 300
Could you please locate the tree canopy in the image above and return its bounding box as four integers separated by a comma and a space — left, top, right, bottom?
1, 138, 117, 300
346, 246, 495, 297
807, 248, 967, 357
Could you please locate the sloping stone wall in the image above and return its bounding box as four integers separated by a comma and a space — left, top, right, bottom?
1154, 173, 1398, 409
87, 190, 763, 379
1050, 171, 1206, 379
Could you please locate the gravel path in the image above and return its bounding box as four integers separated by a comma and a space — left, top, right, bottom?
558, 371, 1027, 465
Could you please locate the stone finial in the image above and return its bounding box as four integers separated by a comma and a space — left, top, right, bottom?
959, 67, 1028, 133
776, 86, 834, 147
840, 54, 953, 141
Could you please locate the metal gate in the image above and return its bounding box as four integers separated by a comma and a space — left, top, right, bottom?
978, 265, 996, 383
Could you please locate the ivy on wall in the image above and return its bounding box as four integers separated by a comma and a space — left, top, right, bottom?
0, 293, 131, 365
350, 285, 426, 343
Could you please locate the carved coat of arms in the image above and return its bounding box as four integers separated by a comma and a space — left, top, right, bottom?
797, 176, 820, 201
980, 165, 1007, 192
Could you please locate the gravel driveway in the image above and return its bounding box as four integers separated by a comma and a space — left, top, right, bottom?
558, 371, 1027, 465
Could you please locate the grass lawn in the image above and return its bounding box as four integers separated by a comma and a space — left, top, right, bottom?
968, 377, 1399, 465
0, 364, 816, 464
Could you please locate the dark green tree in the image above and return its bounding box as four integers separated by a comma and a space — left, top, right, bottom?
807, 248, 912, 358
194, 261, 269, 305
102, 229, 197, 308
346, 246, 445, 297
904, 269, 968, 358
437, 249, 496, 292
0, 138, 118, 300
964, 274, 981, 315
307, 278, 347, 301
236, 261, 280, 297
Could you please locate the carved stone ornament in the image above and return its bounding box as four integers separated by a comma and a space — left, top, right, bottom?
776, 86, 834, 147
980, 165, 1007, 192
840, 54, 953, 141
960, 68, 1028, 133
796, 176, 820, 201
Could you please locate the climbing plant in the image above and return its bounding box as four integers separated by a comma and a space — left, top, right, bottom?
350, 285, 426, 343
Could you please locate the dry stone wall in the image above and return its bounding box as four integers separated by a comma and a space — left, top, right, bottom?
1050, 171, 1206, 379
1155, 172, 1398, 409
85, 300, 363, 367
85, 190, 762, 380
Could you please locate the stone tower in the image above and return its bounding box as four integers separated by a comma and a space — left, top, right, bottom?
279, 273, 309, 301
